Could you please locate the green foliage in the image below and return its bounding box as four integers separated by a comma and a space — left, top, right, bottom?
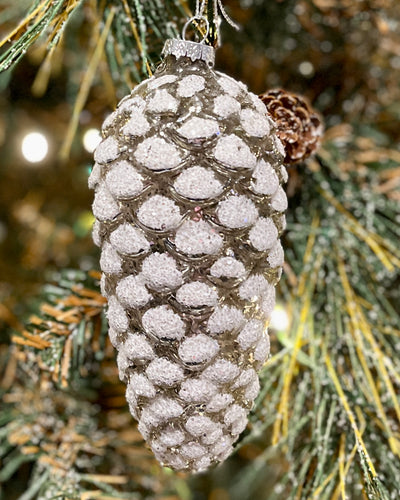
1, 1, 399, 499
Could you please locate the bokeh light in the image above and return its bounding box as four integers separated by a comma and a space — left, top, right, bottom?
21, 132, 49, 163
270, 305, 290, 331
83, 128, 101, 153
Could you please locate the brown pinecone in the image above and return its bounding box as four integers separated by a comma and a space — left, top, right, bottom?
260, 89, 323, 165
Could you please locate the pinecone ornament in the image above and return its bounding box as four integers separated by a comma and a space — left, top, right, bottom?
260, 89, 323, 165
90, 39, 287, 472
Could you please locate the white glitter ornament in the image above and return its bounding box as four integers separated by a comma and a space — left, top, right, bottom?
90, 36, 287, 473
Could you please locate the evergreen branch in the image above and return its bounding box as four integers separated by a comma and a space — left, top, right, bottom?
5, 126, 399, 499
1, 270, 185, 499
60, 6, 116, 160
0, 385, 144, 499
0, 1, 191, 92
105, 0, 190, 89
0, 0, 82, 73
9, 269, 107, 388
230, 126, 400, 500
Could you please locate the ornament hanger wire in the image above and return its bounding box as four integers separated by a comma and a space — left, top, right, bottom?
183, 0, 239, 47
182, 16, 210, 44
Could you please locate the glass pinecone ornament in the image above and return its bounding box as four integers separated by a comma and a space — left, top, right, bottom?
90, 39, 287, 472
260, 89, 323, 165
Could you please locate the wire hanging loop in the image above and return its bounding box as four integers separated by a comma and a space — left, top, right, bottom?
182, 16, 210, 44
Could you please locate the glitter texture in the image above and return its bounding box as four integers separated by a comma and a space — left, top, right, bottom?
177, 75, 205, 97
148, 89, 179, 114
91, 44, 287, 472
208, 306, 245, 334
92, 219, 101, 247
106, 161, 144, 199
217, 75, 243, 97
179, 378, 218, 403
280, 164, 289, 183
249, 92, 270, 115
239, 275, 270, 301
203, 359, 240, 384
92, 185, 120, 222
116, 274, 152, 308
271, 186, 288, 212
175, 220, 223, 256
214, 135, 256, 169
273, 135, 286, 157
100, 242, 122, 274
107, 296, 129, 333
261, 286, 276, 317
206, 393, 234, 413
237, 320, 264, 350
178, 334, 219, 364
137, 195, 181, 230
121, 110, 150, 136
109, 223, 150, 255
249, 217, 278, 252
213, 94, 241, 118
209, 257, 246, 279
159, 429, 185, 447
254, 335, 270, 365
251, 159, 280, 196
173, 166, 223, 200
88, 163, 101, 189
268, 241, 285, 267
245, 377, 260, 400
108, 327, 123, 348
177, 117, 220, 141
142, 305, 185, 341
202, 426, 223, 445
118, 96, 146, 114
141, 252, 183, 291
94, 136, 120, 164
217, 195, 258, 228
185, 415, 217, 437
176, 282, 218, 307
224, 404, 247, 428
129, 373, 156, 398
147, 74, 177, 89
146, 358, 185, 387
211, 435, 233, 458
240, 108, 270, 137
231, 368, 258, 389
117, 350, 131, 380
134, 137, 182, 171
180, 443, 207, 459
146, 397, 183, 423
100, 274, 107, 296
121, 332, 155, 361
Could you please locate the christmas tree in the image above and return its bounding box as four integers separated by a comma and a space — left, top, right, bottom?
1, 1, 399, 499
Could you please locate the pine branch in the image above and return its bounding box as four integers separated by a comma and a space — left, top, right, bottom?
104, 0, 190, 88
4, 124, 399, 499
9, 269, 107, 388
228, 125, 400, 500
0, 0, 83, 73
1, 1, 399, 498
0, 1, 191, 81
0, 270, 188, 499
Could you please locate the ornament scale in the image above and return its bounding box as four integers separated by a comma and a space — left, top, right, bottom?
90, 34, 288, 472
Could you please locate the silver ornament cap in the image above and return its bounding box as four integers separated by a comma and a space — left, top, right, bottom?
162, 39, 215, 67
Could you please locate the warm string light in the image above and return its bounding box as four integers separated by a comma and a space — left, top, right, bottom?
270, 305, 290, 331
21, 132, 48, 163
83, 128, 101, 153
